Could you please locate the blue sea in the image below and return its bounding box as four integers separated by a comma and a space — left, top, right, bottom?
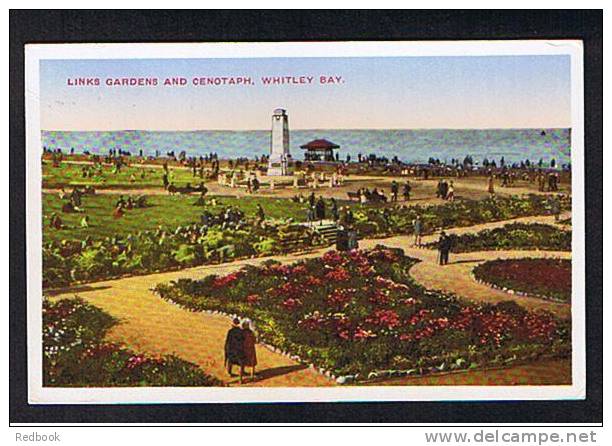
41, 128, 571, 166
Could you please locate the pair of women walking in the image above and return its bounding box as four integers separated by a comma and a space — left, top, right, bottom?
224, 318, 257, 384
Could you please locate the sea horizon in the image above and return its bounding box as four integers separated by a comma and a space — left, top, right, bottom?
42, 128, 572, 165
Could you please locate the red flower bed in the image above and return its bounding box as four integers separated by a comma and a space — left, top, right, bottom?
156, 247, 571, 376
473, 258, 571, 302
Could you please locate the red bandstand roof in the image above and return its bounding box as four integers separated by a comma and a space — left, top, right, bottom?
299, 139, 340, 150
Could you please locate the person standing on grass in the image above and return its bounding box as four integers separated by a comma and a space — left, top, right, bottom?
390, 180, 399, 202
224, 318, 245, 384
307, 206, 315, 226
330, 198, 339, 222
403, 180, 412, 201
551, 195, 561, 221
315, 196, 326, 222
241, 320, 257, 381
413, 215, 423, 247
487, 175, 495, 195
436, 179, 444, 198
256, 204, 266, 224
446, 181, 455, 201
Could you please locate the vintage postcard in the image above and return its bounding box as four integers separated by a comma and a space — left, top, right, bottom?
25, 40, 585, 403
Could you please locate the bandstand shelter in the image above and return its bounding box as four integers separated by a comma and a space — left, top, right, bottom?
300, 139, 340, 162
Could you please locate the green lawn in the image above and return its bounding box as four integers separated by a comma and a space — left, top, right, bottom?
43, 193, 321, 243
42, 161, 203, 189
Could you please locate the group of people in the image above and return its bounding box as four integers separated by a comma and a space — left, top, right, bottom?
389, 180, 412, 202
199, 206, 248, 231
537, 171, 561, 192
411, 214, 453, 265
305, 193, 335, 224
112, 195, 148, 219
356, 187, 388, 204
224, 318, 258, 384
435, 179, 455, 201
51, 187, 95, 230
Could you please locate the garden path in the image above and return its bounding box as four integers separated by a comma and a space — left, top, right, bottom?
49, 212, 571, 386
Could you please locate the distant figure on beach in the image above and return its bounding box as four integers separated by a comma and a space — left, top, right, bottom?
413, 215, 423, 247
488, 175, 495, 195
224, 318, 245, 383
241, 320, 257, 380
438, 231, 453, 266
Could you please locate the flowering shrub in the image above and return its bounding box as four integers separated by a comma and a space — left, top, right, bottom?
425, 223, 571, 253
155, 247, 570, 376
354, 194, 571, 237
43, 194, 568, 289
473, 258, 571, 302
43, 297, 222, 387
42, 220, 324, 288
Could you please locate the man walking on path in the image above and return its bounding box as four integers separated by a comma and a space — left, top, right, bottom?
438, 231, 453, 266
224, 318, 245, 384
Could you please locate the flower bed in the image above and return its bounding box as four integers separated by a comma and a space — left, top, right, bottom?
154, 247, 570, 381
424, 223, 571, 253
472, 258, 571, 303
353, 194, 571, 238
43, 297, 222, 386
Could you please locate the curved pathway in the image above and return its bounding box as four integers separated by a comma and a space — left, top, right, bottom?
48, 213, 571, 386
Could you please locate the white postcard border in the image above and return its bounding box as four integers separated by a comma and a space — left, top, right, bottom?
24, 40, 586, 404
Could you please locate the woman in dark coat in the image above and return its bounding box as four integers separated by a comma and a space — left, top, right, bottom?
241, 320, 257, 380
224, 318, 245, 382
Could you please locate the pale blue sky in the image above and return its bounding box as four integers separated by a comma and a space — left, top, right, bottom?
40, 55, 571, 131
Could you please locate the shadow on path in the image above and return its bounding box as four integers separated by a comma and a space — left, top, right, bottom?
232, 364, 309, 385
45, 284, 112, 297
449, 258, 486, 265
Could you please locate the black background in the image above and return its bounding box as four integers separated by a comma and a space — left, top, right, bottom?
9, 10, 602, 424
